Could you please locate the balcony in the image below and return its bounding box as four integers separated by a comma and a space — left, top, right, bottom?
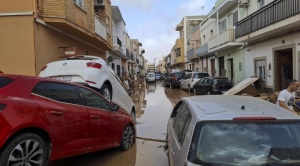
196, 43, 208, 56
236, 0, 300, 42
112, 36, 126, 59
186, 48, 195, 60
208, 27, 242, 52
94, 14, 107, 40
39, 0, 112, 51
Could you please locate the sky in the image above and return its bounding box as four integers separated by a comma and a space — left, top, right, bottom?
111, 0, 216, 64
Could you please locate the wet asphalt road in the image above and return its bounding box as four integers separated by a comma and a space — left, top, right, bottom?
48, 81, 194, 166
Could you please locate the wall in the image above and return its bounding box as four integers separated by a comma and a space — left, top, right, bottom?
0, 0, 34, 12
0, 16, 36, 75
245, 32, 300, 88
34, 23, 106, 76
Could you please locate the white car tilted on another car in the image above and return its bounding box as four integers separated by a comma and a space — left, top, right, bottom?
39, 55, 136, 119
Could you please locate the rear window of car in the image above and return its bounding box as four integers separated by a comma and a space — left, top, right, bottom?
193, 73, 209, 78
0, 77, 14, 88
213, 78, 231, 84
188, 122, 300, 165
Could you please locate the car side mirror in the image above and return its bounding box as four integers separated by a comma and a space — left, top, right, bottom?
112, 104, 119, 111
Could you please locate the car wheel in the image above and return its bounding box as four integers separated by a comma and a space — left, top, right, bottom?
193, 88, 197, 94
0, 133, 48, 166
120, 124, 135, 151
100, 84, 112, 101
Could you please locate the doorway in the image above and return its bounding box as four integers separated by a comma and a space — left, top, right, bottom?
254, 59, 266, 91
274, 48, 293, 91
218, 56, 225, 76
227, 58, 234, 83
210, 59, 215, 76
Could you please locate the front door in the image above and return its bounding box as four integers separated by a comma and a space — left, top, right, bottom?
255, 59, 266, 89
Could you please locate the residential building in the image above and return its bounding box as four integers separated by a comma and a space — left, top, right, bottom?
174, 16, 206, 71
236, 0, 300, 91
204, 0, 245, 84
110, 6, 128, 77
157, 59, 167, 74
0, 0, 113, 76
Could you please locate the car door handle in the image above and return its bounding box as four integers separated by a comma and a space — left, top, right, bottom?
90, 115, 99, 119
50, 111, 63, 116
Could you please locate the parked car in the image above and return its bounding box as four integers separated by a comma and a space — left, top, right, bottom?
0, 73, 135, 166
163, 72, 185, 88
180, 72, 209, 91
167, 95, 300, 166
192, 76, 233, 95
155, 73, 161, 80
146, 72, 156, 83
39, 55, 136, 119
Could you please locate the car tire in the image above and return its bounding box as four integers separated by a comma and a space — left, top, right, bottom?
0, 133, 48, 166
119, 124, 135, 151
100, 84, 112, 101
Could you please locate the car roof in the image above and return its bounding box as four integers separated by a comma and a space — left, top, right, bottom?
182, 95, 300, 121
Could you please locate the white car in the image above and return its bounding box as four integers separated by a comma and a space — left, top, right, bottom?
146, 73, 155, 82
167, 95, 300, 166
39, 55, 136, 119
180, 72, 209, 91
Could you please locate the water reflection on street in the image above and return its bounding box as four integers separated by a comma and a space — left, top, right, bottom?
49, 80, 193, 166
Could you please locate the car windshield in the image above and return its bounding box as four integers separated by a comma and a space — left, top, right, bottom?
188, 122, 300, 165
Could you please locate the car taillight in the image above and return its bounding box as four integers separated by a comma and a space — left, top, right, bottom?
172, 76, 176, 81
40, 66, 47, 71
87, 62, 102, 69
233, 117, 277, 121
0, 104, 7, 112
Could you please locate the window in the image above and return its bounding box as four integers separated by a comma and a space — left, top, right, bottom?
219, 19, 227, 32
0, 76, 14, 88
79, 87, 111, 110
32, 82, 81, 105
173, 103, 192, 145
74, 0, 86, 10
175, 48, 181, 57
258, 0, 265, 9
233, 11, 238, 26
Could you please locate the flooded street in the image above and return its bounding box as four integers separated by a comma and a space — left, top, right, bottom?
49, 80, 193, 166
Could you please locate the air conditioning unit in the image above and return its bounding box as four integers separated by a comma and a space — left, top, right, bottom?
238, 0, 249, 8
94, 0, 105, 6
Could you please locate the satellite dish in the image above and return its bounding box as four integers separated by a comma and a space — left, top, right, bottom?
107, 56, 114, 62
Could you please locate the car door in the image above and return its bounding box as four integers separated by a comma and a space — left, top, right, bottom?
167, 102, 192, 166
181, 73, 191, 89
31, 82, 89, 153
78, 87, 123, 149
199, 78, 211, 94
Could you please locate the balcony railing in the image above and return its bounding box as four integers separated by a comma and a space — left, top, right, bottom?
94, 14, 107, 40
236, 0, 300, 38
126, 49, 131, 59
196, 43, 208, 56
208, 27, 235, 50
113, 36, 122, 52
187, 48, 195, 60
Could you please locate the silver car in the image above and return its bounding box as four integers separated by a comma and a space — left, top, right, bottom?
167, 95, 300, 166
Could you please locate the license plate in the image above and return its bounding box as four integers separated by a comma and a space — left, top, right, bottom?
50, 76, 72, 81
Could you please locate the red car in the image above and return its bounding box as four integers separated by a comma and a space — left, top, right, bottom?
0, 74, 135, 166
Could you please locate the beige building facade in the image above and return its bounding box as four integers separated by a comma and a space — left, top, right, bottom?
0, 0, 113, 76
